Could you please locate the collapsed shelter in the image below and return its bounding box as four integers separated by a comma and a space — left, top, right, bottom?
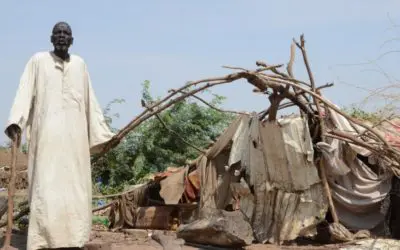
106, 108, 400, 247
102, 36, 400, 248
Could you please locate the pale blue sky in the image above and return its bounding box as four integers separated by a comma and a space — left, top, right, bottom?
1, 1, 400, 143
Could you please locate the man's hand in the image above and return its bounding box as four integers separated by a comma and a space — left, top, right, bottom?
5, 124, 21, 142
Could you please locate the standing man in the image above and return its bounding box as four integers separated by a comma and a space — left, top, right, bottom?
5, 22, 115, 249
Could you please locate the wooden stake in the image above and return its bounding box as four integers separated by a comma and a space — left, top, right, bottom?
1, 133, 21, 250
295, 34, 339, 223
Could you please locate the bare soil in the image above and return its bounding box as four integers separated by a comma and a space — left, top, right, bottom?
0, 189, 355, 250
0, 228, 347, 250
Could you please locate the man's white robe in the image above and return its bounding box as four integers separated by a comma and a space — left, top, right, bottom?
5, 52, 114, 249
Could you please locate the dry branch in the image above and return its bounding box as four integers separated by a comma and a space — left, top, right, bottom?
169, 89, 246, 115
92, 74, 243, 162
286, 41, 296, 78
295, 34, 339, 223
259, 101, 300, 120
262, 73, 312, 88
92, 202, 115, 213
2, 133, 21, 248
256, 61, 288, 78
326, 130, 380, 154
255, 72, 392, 150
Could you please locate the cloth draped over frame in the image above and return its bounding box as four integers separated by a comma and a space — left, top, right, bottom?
318, 102, 394, 231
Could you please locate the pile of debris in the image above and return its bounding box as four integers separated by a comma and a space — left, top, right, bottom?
103, 166, 200, 231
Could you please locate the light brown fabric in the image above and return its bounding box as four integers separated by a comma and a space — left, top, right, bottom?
160, 167, 188, 204
325, 105, 392, 230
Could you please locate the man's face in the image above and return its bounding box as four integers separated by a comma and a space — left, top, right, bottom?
51, 22, 73, 52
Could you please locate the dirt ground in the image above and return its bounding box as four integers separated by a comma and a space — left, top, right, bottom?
0, 189, 381, 249
0, 202, 347, 249
0, 228, 347, 250
0, 220, 396, 250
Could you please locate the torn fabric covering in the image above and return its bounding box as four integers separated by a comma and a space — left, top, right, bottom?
254, 117, 326, 243
325, 106, 393, 230
109, 184, 148, 229
228, 115, 251, 167
153, 167, 183, 180
159, 166, 188, 204
152, 166, 200, 204
199, 114, 327, 244
199, 115, 244, 209
316, 141, 350, 176
109, 167, 201, 230
268, 116, 320, 191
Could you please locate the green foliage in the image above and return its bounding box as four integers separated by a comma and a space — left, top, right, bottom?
103, 98, 126, 131
342, 106, 383, 123
21, 143, 28, 153
93, 81, 235, 192
92, 215, 110, 227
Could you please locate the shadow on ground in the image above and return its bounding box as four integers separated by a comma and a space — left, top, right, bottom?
0, 232, 27, 250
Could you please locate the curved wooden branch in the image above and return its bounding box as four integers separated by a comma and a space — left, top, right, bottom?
93, 72, 248, 162
141, 99, 206, 154
295, 34, 338, 223
257, 73, 391, 150
92, 202, 115, 213
170, 89, 246, 115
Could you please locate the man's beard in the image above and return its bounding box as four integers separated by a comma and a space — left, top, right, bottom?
54, 44, 69, 52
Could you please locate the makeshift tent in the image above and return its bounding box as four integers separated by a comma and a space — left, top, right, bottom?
196, 105, 399, 243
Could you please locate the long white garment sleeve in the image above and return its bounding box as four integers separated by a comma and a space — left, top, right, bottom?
5, 55, 37, 135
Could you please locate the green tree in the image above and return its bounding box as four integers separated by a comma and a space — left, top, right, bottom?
93, 81, 235, 192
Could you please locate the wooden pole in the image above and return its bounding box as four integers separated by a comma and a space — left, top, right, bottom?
295, 34, 339, 223
1, 133, 21, 250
